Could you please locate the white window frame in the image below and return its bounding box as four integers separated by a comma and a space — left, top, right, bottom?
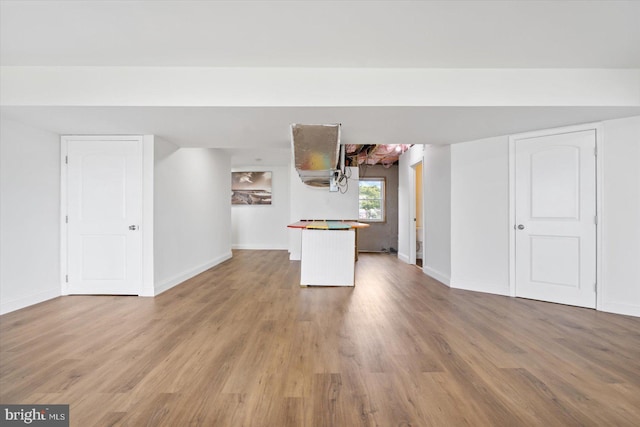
358, 177, 386, 223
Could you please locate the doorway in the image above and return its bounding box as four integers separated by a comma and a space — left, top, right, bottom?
61, 136, 144, 295
411, 161, 424, 268
510, 126, 598, 308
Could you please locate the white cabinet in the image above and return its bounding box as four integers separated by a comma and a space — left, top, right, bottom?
300, 229, 355, 286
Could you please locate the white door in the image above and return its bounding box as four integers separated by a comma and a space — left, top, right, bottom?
514, 130, 597, 308
65, 137, 143, 295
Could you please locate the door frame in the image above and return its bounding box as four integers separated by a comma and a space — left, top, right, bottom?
410, 160, 424, 267
60, 135, 155, 296
508, 123, 603, 310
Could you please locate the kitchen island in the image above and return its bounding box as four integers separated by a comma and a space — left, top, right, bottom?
287, 220, 369, 287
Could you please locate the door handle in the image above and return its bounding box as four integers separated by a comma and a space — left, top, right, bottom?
129, 225, 138, 231
517, 224, 525, 230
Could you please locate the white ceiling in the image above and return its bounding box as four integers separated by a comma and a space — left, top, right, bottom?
4, 105, 640, 165
2, 1, 639, 68
1, 1, 639, 165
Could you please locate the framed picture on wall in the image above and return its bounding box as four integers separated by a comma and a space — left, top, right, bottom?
231, 171, 272, 205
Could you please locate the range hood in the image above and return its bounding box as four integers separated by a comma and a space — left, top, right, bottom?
291, 123, 342, 188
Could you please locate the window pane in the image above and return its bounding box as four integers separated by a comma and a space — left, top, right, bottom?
358, 178, 385, 222
359, 181, 382, 200
360, 200, 382, 220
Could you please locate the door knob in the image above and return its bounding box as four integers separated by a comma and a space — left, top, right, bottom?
129, 225, 138, 231
517, 224, 525, 230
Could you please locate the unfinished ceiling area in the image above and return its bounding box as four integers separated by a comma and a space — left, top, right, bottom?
346, 144, 411, 167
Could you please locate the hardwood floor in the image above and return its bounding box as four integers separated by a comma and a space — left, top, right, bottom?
2, 251, 640, 426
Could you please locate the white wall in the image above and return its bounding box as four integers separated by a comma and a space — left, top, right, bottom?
0, 117, 60, 314
398, 145, 424, 263
423, 144, 452, 286
450, 136, 510, 295
601, 116, 640, 316
0, 126, 235, 311
232, 165, 290, 250
154, 138, 232, 294
288, 166, 359, 260
445, 116, 640, 316
3, 67, 639, 107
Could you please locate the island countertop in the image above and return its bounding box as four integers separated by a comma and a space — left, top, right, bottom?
287, 220, 370, 230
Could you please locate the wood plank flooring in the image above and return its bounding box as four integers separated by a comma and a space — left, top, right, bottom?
1, 250, 640, 426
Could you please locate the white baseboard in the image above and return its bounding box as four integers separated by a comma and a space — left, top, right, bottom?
139, 284, 155, 297
232, 244, 288, 250
450, 278, 510, 297
154, 251, 232, 296
398, 252, 410, 263
599, 301, 640, 318
423, 266, 451, 287
0, 288, 60, 315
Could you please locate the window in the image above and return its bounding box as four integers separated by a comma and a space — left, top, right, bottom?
359, 178, 385, 222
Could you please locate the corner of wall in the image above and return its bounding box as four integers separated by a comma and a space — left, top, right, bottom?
1, 117, 61, 314
397, 252, 410, 264
153, 145, 232, 295
142, 135, 155, 297
423, 266, 451, 287
599, 115, 640, 317
599, 302, 640, 318
0, 289, 61, 315
155, 251, 232, 296
449, 277, 509, 297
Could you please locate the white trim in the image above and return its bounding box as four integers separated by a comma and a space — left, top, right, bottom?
232, 244, 288, 250
507, 122, 602, 142
153, 251, 232, 296
358, 177, 387, 223
397, 252, 410, 264
409, 159, 423, 266
423, 266, 451, 287
60, 137, 69, 295
599, 302, 640, 318
507, 138, 516, 297
508, 122, 602, 304
141, 135, 155, 297
60, 135, 146, 296
450, 279, 509, 297
409, 166, 416, 265
595, 124, 604, 312
0, 288, 60, 315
